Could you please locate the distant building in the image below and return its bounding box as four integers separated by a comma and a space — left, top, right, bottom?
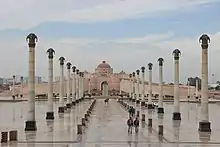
0, 78, 3, 85
23, 76, 43, 84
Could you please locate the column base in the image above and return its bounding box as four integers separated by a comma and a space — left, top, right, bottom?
158, 125, 163, 136
46, 112, 54, 120
25, 121, 37, 131
148, 104, 153, 109
172, 112, 181, 120
66, 103, 72, 108
157, 107, 164, 114
136, 100, 140, 104
148, 118, 152, 127
141, 101, 145, 106
20, 94, 23, 98
132, 99, 136, 102
198, 121, 211, 132
58, 107, 64, 113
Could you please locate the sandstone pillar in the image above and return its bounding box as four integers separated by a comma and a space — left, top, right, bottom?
119, 79, 122, 96
136, 70, 140, 104
76, 69, 79, 101
141, 66, 145, 106
12, 75, 15, 99
81, 72, 84, 98
79, 72, 82, 99
147, 63, 153, 109
46, 48, 55, 120
25, 33, 37, 131
58, 57, 65, 113
172, 49, 181, 120
132, 72, 136, 102
88, 79, 91, 96
66, 62, 72, 108
187, 80, 190, 99
196, 79, 199, 99
129, 74, 132, 99
72, 66, 76, 102
158, 58, 164, 113
20, 76, 24, 98
198, 34, 211, 132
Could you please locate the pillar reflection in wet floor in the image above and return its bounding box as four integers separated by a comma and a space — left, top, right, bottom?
58, 113, 65, 137
173, 120, 181, 147
46, 121, 54, 147
25, 131, 36, 147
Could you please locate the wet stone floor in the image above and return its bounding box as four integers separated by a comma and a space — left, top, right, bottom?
0, 98, 220, 146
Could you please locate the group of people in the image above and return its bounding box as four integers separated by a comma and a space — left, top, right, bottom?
127, 106, 139, 133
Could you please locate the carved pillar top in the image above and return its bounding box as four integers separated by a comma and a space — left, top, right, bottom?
59, 57, 65, 65
66, 62, 72, 69
158, 57, 164, 66
199, 34, 210, 49
47, 48, 55, 59
26, 33, 38, 48
172, 49, 181, 60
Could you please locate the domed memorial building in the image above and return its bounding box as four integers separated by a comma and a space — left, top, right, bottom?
13, 60, 194, 98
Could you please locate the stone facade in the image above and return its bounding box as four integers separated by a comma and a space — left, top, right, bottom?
12, 60, 196, 98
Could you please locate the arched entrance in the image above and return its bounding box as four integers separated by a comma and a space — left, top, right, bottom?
101, 81, 108, 96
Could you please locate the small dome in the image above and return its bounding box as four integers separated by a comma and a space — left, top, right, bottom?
97, 61, 111, 68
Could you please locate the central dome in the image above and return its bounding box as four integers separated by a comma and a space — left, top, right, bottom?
97, 61, 111, 68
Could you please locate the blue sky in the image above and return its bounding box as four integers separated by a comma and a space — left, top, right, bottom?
0, 0, 220, 83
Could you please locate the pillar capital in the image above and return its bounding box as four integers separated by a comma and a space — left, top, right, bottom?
26, 33, 38, 48
13, 75, 15, 79
46, 48, 55, 59
199, 34, 210, 49
132, 72, 135, 77
76, 69, 79, 75
141, 66, 145, 73
136, 69, 140, 75
66, 62, 72, 69
59, 57, 65, 65
172, 49, 181, 60
72, 66, 76, 72
20, 76, 23, 81
148, 63, 153, 70
158, 57, 164, 66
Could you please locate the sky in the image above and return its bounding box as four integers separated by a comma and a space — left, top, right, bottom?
0, 0, 220, 83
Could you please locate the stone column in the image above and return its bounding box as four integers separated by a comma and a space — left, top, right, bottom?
76, 69, 79, 102
46, 48, 55, 120
198, 34, 211, 132
25, 33, 37, 131
187, 80, 190, 99
81, 72, 84, 99
72, 66, 76, 103
119, 79, 122, 96
158, 58, 164, 113
129, 74, 132, 100
147, 63, 153, 109
132, 72, 136, 102
88, 79, 91, 96
12, 75, 15, 99
136, 70, 140, 104
58, 56, 65, 113
66, 62, 72, 108
196, 79, 199, 99
172, 49, 181, 120
141, 66, 145, 106
20, 76, 24, 98
78, 72, 82, 99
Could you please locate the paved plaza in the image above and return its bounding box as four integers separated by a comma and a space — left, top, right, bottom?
0, 98, 220, 146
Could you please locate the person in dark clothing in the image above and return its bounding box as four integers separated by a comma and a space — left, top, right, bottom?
134, 117, 139, 133
127, 117, 133, 133
128, 107, 133, 117
131, 107, 135, 117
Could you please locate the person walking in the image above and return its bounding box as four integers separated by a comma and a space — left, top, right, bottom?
127, 117, 133, 133
134, 117, 139, 133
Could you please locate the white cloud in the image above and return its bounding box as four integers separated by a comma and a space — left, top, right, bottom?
0, 0, 218, 29
0, 32, 219, 83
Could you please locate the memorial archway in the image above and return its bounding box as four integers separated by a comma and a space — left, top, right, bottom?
101, 81, 108, 96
